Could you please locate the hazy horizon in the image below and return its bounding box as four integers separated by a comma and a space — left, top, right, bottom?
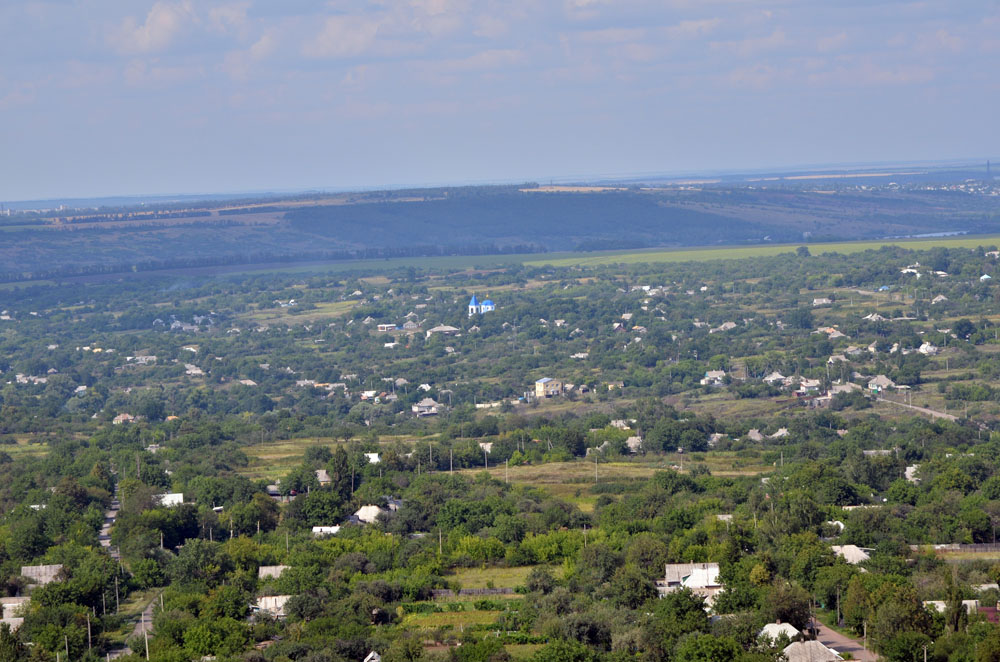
3, 1, 997, 201
6, 156, 998, 209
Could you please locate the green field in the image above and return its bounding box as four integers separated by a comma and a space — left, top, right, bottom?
402, 610, 501, 628
219, 234, 1000, 278
524, 235, 1000, 268
447, 565, 556, 590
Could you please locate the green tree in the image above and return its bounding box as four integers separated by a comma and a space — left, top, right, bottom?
673, 633, 741, 662
610, 565, 657, 609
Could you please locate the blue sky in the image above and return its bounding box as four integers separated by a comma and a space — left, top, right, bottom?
2, 0, 998, 200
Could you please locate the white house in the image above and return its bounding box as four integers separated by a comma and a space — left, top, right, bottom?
759, 622, 800, 642
155, 493, 184, 507
867, 375, 895, 393
763, 371, 786, 385
312, 526, 341, 536
354, 505, 387, 524
21, 565, 63, 587
700, 370, 726, 386
656, 563, 723, 606
412, 398, 440, 416
258, 566, 290, 580
831, 544, 872, 565
783, 640, 842, 662
255, 595, 292, 618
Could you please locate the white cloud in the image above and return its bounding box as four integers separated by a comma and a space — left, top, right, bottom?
208, 2, 250, 36
302, 14, 381, 59
473, 15, 508, 38
711, 29, 788, 57
221, 33, 277, 80
111, 1, 195, 54
664, 18, 721, 39
123, 59, 204, 86
817, 32, 849, 53
440, 48, 526, 72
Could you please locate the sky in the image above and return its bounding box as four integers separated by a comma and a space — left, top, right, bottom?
1, 0, 998, 201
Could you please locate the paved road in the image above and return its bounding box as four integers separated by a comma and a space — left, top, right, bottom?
814, 622, 877, 662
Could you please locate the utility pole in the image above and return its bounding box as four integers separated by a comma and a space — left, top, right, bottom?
505, 459, 509, 484
450, 448, 453, 474
837, 585, 841, 627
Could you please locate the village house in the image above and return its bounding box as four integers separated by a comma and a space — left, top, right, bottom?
759, 622, 800, 643
763, 371, 786, 385
867, 375, 895, 394
352, 505, 387, 524
783, 640, 842, 662
255, 595, 292, 618
918, 341, 939, 355
656, 563, 724, 607
21, 564, 63, 587
535, 377, 563, 398
831, 544, 872, 564
258, 566, 290, 580
700, 370, 726, 386
812, 297, 832, 307
412, 398, 440, 416
155, 493, 184, 507
425, 325, 459, 338
709, 321, 737, 333
312, 526, 341, 536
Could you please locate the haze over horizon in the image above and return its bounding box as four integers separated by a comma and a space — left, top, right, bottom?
2, 0, 998, 201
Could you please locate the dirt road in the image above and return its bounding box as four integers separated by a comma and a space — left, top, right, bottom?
814, 622, 877, 662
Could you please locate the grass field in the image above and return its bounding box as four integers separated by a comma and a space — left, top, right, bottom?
447, 565, 557, 589
211, 234, 1000, 279
523, 234, 1000, 268
244, 300, 357, 325
402, 610, 501, 628
241, 435, 429, 481
458, 455, 770, 512
2, 436, 50, 459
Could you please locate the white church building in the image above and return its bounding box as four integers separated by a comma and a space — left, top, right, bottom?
468, 294, 495, 317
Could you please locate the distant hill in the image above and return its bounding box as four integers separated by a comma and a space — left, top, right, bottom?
1, 184, 999, 282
